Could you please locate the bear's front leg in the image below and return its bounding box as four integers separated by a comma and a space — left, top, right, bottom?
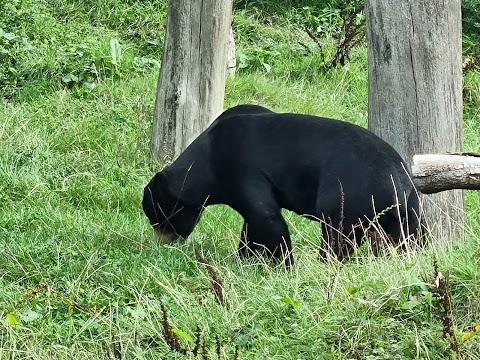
237, 210, 294, 267
237, 222, 270, 258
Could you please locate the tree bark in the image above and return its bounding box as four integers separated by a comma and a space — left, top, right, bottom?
412, 154, 480, 193
151, 0, 233, 166
365, 0, 464, 245
226, 28, 236, 78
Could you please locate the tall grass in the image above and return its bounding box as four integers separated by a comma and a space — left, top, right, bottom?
1, 1, 479, 359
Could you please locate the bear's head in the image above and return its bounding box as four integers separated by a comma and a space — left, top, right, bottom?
142, 171, 202, 243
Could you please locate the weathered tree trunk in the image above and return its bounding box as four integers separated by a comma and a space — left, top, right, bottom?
226, 28, 236, 78
412, 154, 480, 193
365, 0, 464, 245
151, 0, 233, 166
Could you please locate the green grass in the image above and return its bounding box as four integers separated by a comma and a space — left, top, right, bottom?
1, 1, 480, 359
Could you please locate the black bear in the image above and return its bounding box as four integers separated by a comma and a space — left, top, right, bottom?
143, 104, 421, 266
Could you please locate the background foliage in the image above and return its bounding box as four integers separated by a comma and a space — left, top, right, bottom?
1, 0, 479, 359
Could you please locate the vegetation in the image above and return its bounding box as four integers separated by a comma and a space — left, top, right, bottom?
1, 0, 479, 358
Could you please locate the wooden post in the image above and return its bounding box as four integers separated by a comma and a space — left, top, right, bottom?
365, 0, 464, 244
151, 0, 233, 166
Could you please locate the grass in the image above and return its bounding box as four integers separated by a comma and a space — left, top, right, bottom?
1, 0, 480, 359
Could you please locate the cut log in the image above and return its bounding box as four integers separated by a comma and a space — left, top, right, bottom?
412, 153, 480, 194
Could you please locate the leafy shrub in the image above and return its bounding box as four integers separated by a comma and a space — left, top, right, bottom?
0, 29, 36, 98
238, 47, 280, 72
60, 38, 124, 90
462, 0, 480, 64
462, 0, 480, 44
0, 0, 163, 100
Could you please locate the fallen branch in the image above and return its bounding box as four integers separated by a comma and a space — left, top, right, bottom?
411, 153, 480, 194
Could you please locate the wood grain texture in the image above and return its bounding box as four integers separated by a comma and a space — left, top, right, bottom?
412, 154, 480, 193
366, 0, 464, 244
151, 0, 233, 165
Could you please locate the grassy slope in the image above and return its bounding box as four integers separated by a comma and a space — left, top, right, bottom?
1, 1, 479, 359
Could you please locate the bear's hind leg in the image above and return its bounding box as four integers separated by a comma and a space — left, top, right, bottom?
319, 218, 362, 262
380, 209, 423, 253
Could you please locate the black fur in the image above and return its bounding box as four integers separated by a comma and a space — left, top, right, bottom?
143, 105, 421, 266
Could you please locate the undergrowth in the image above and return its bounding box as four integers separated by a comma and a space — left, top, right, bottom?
1, 0, 479, 359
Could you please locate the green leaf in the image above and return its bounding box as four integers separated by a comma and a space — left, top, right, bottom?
238, 53, 250, 69
407, 275, 429, 293
19, 309, 42, 322
0, 46, 10, 56
400, 298, 421, 310
172, 328, 193, 342
273, 295, 301, 309
6, 313, 21, 326
233, 325, 260, 346
126, 306, 147, 320
84, 82, 96, 90
101, 55, 113, 64
261, 62, 271, 73
357, 298, 380, 309
62, 73, 79, 83
133, 56, 160, 69
346, 286, 359, 295
109, 38, 121, 65
146, 39, 160, 46
2, 32, 18, 41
